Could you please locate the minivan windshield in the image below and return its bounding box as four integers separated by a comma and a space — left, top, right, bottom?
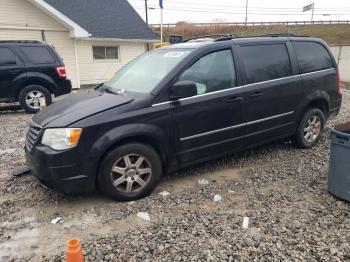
102, 49, 192, 94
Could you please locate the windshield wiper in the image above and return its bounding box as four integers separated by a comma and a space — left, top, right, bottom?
100, 85, 119, 95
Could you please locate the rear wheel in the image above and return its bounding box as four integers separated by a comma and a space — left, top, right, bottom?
19, 85, 52, 114
295, 107, 325, 148
99, 143, 162, 201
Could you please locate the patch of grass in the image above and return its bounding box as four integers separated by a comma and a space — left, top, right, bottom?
159, 24, 350, 45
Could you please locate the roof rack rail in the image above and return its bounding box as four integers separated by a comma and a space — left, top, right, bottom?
0, 40, 42, 44
183, 34, 233, 43
183, 33, 310, 43
262, 33, 309, 37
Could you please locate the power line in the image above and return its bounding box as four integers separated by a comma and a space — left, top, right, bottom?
135, 6, 350, 16
129, 0, 350, 11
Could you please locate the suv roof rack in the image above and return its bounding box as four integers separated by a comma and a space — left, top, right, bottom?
214, 33, 309, 41
183, 34, 233, 43
183, 33, 310, 43
0, 40, 43, 44
261, 33, 309, 37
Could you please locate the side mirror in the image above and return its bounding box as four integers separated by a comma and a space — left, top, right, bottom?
170, 81, 197, 100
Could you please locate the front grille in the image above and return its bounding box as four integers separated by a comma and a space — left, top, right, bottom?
26, 121, 43, 151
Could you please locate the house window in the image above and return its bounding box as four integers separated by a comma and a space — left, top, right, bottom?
93, 46, 119, 60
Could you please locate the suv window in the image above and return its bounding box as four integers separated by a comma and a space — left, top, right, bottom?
293, 41, 334, 74
239, 44, 292, 84
0, 47, 17, 66
179, 49, 236, 95
20, 46, 55, 64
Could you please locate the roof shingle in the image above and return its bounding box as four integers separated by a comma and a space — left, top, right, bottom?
43, 0, 159, 40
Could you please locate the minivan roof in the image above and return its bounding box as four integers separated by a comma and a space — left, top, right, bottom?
160, 35, 325, 51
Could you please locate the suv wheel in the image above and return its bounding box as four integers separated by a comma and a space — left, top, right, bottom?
295, 107, 325, 148
99, 143, 162, 201
19, 85, 52, 114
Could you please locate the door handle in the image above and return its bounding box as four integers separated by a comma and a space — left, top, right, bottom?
248, 91, 264, 98
226, 96, 242, 103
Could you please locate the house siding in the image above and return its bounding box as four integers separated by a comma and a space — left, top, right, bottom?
76, 40, 146, 85
0, 0, 66, 31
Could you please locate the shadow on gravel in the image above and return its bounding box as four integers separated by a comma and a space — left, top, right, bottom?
0, 104, 24, 113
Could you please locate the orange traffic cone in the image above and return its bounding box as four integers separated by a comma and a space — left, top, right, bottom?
66, 239, 84, 262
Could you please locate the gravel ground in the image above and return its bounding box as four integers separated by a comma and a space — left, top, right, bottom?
0, 90, 350, 261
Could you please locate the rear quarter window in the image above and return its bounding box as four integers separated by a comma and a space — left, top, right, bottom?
20, 46, 56, 64
239, 43, 292, 84
293, 41, 334, 74
0, 47, 17, 66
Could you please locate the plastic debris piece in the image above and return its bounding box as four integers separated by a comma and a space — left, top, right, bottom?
213, 195, 222, 202
51, 217, 62, 224
159, 191, 170, 196
137, 212, 151, 222
12, 166, 31, 177
242, 217, 249, 229
198, 179, 209, 185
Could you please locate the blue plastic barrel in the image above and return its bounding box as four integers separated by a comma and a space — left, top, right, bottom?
328, 122, 350, 202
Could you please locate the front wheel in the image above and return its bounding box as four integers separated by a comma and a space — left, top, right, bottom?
19, 85, 52, 114
99, 143, 162, 201
295, 107, 325, 148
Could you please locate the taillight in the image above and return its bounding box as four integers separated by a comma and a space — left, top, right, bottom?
337, 72, 341, 95
56, 66, 66, 78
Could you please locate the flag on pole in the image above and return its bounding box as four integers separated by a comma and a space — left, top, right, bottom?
159, 0, 163, 9
303, 3, 314, 12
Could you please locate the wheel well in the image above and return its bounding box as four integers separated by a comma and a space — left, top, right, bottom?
308, 99, 329, 118
16, 81, 53, 100
95, 136, 167, 185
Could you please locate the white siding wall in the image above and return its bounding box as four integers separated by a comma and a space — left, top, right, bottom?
76, 40, 146, 85
0, 0, 66, 31
44, 32, 78, 89
330, 45, 350, 82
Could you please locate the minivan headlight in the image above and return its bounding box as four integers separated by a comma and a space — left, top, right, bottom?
41, 128, 82, 150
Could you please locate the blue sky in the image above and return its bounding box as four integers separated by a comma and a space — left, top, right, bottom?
128, 0, 350, 24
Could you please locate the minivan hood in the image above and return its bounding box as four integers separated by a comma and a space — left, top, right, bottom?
32, 90, 134, 127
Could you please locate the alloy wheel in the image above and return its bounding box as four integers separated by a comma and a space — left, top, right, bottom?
304, 115, 321, 143
25, 91, 45, 110
110, 154, 152, 193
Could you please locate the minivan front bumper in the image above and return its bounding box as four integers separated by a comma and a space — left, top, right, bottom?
25, 145, 96, 194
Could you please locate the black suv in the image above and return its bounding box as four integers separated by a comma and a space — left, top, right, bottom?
25, 35, 342, 201
0, 41, 72, 113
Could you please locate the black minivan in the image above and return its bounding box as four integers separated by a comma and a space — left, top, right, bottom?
0, 41, 72, 113
25, 35, 342, 201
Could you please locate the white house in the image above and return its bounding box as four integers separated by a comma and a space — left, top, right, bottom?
0, 0, 159, 89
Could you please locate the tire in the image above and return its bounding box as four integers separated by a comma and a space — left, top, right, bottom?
99, 143, 162, 201
19, 85, 52, 114
295, 107, 325, 148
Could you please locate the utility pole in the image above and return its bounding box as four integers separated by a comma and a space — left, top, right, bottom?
311, 2, 315, 23
145, 0, 148, 24
245, 0, 249, 26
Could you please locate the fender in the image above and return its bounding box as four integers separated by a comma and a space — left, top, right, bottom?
10, 72, 27, 98
15, 72, 57, 97
295, 90, 330, 124
87, 123, 170, 174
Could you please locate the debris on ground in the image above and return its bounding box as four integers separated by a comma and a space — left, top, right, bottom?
51, 217, 62, 224
136, 212, 151, 222
158, 191, 170, 197
242, 216, 250, 229
198, 179, 209, 185
213, 194, 222, 202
